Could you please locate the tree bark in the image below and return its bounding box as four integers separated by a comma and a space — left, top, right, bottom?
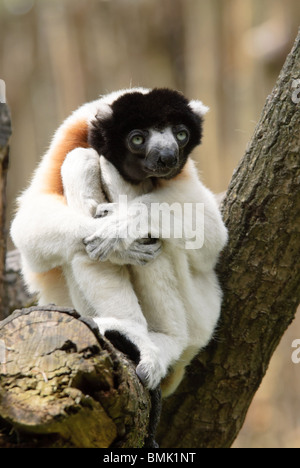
157, 27, 300, 448
0, 29, 299, 449
4, 250, 37, 316
0, 104, 11, 321
0, 306, 150, 448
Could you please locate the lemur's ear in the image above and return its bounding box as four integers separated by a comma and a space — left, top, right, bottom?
95, 102, 113, 121
88, 103, 113, 154
188, 100, 209, 117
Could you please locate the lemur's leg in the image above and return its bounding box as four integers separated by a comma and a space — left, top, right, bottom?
61, 147, 166, 389
65, 252, 167, 389
129, 250, 189, 388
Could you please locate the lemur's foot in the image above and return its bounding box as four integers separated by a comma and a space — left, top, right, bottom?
93, 317, 166, 390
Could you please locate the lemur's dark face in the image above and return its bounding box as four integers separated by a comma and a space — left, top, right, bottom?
89, 88, 204, 184
123, 124, 191, 181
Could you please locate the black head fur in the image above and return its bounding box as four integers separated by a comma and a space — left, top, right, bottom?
88, 88, 204, 183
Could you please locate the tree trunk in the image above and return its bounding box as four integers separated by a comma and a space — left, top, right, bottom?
0, 306, 150, 448
4, 250, 37, 316
157, 27, 300, 448
0, 30, 299, 449
0, 103, 11, 321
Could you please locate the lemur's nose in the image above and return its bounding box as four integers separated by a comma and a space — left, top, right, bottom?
158, 148, 178, 168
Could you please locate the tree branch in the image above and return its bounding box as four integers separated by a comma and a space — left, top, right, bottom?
0, 103, 11, 321
0, 306, 150, 448
4, 250, 37, 316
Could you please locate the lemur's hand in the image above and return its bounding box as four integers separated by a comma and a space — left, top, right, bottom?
109, 238, 162, 266
94, 202, 116, 219
83, 202, 161, 264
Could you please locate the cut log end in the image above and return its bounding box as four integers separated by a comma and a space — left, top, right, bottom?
0, 306, 150, 448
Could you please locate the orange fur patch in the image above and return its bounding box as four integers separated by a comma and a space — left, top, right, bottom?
32, 267, 63, 288
30, 267, 70, 305
43, 119, 90, 195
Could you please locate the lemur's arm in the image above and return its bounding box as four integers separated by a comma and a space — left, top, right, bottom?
84, 159, 228, 269
10, 190, 102, 272
61, 147, 162, 267
10, 105, 108, 273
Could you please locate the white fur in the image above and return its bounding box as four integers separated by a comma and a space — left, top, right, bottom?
188, 99, 209, 117
10, 88, 227, 396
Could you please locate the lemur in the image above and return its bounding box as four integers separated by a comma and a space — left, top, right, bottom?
11, 88, 228, 399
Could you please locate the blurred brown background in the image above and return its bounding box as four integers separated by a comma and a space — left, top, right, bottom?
0, 0, 299, 448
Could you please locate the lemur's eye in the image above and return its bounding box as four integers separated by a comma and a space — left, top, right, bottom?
176, 131, 188, 142
127, 131, 147, 152
174, 127, 189, 146
131, 135, 145, 146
